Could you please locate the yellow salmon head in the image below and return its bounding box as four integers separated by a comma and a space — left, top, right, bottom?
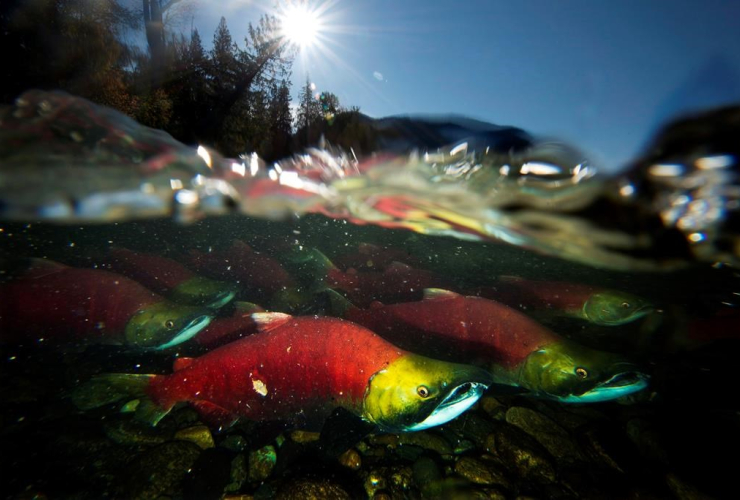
125, 301, 213, 349
516, 341, 649, 403
362, 354, 491, 432
582, 290, 653, 326
169, 276, 238, 309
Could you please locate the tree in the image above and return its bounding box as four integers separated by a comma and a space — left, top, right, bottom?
265, 79, 293, 161
0, 0, 138, 107
142, 0, 195, 88
165, 28, 209, 142
295, 75, 322, 134
319, 92, 340, 120
200, 13, 293, 153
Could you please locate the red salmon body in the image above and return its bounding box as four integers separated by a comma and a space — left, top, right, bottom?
327, 262, 453, 307
146, 316, 405, 426
473, 277, 596, 315
0, 260, 159, 344
187, 240, 296, 295
345, 290, 561, 369
193, 303, 264, 348
333, 243, 421, 272
101, 248, 197, 295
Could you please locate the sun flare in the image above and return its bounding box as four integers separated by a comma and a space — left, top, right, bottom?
280, 3, 322, 48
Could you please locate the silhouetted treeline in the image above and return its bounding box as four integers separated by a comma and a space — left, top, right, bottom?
1, 0, 373, 161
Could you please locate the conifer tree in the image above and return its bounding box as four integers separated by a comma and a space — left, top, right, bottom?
296, 75, 322, 134
266, 79, 293, 160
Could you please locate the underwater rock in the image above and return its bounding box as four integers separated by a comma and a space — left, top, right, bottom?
480, 396, 507, 420
472, 488, 508, 500
225, 453, 248, 493
362, 466, 415, 499
174, 425, 215, 449
363, 469, 387, 498
371, 431, 453, 457
338, 448, 362, 470
181, 448, 233, 500
444, 412, 498, 446
275, 478, 351, 499
527, 402, 607, 432
103, 417, 170, 446
626, 418, 669, 467
485, 423, 557, 485
220, 434, 249, 452
577, 425, 638, 474
118, 441, 202, 499
505, 406, 584, 464
665, 473, 712, 500
388, 466, 414, 492
412, 456, 442, 485
372, 492, 392, 500
248, 444, 277, 482
454, 456, 512, 490
172, 407, 203, 428
41, 424, 134, 494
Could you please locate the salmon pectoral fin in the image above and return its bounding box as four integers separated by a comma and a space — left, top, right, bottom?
133, 398, 173, 426
191, 400, 239, 428
318, 407, 376, 458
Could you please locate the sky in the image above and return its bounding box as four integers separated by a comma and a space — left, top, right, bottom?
191, 0, 740, 170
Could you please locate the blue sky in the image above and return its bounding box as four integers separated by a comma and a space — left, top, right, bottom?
193, 0, 740, 170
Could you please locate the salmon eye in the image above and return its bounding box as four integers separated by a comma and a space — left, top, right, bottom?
417, 385, 430, 398
575, 367, 588, 379
165, 320, 175, 329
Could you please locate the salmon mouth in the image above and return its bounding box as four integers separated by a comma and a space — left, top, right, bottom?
155, 314, 212, 350
205, 290, 236, 309
405, 381, 488, 431
562, 371, 650, 403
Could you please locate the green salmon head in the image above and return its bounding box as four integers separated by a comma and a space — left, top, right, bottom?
582, 291, 653, 326
169, 276, 238, 309
517, 341, 649, 403
362, 354, 491, 432
125, 301, 213, 350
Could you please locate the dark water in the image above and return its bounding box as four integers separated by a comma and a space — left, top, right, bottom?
2, 215, 739, 499
2, 93, 740, 499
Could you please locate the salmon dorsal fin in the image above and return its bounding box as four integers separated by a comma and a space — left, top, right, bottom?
386, 261, 411, 272
251, 312, 292, 332
234, 301, 265, 314
25, 258, 69, 279
173, 357, 196, 371
423, 288, 461, 300
231, 240, 252, 252
498, 275, 526, 283
358, 242, 380, 255
321, 289, 354, 318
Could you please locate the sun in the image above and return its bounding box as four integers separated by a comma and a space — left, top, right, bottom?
279, 3, 323, 49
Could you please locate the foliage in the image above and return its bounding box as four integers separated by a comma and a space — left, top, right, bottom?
0, 0, 362, 162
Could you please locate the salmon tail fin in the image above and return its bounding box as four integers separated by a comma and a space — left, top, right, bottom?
71, 373, 171, 426
498, 275, 526, 283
